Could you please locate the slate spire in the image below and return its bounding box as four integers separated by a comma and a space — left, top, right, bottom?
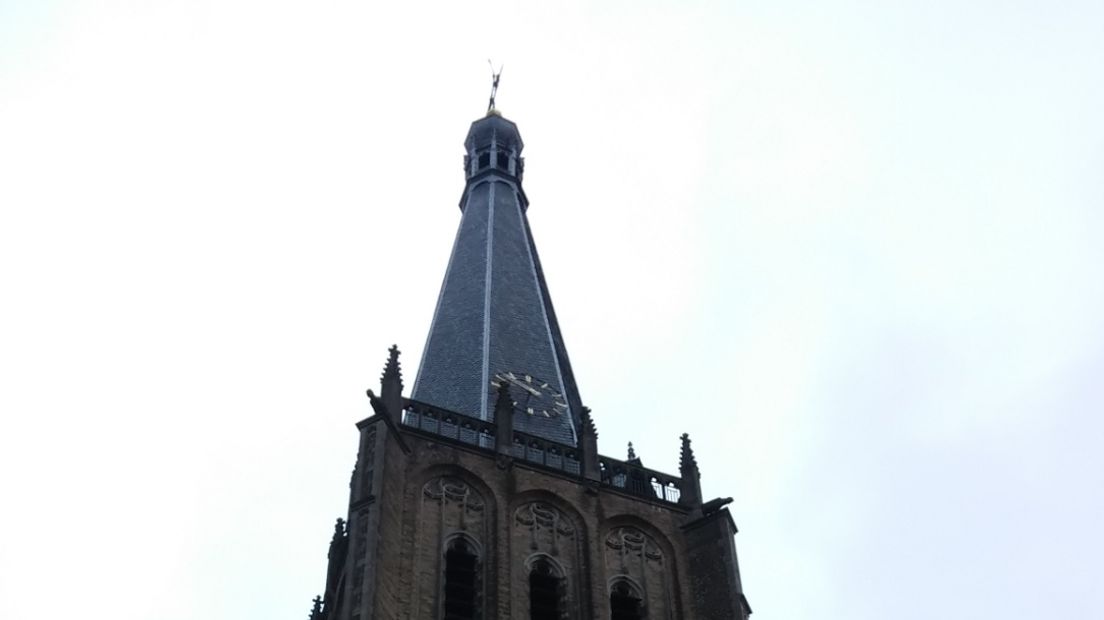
411, 112, 583, 446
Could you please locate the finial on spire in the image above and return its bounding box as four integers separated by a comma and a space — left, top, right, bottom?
309, 595, 323, 620
627, 441, 637, 460
487, 60, 503, 114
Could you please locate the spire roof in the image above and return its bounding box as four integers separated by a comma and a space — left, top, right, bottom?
411, 113, 582, 446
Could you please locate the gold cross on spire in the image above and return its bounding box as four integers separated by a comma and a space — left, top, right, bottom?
487, 60, 503, 113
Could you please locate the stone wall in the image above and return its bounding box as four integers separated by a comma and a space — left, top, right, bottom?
327, 410, 749, 620
352, 423, 705, 619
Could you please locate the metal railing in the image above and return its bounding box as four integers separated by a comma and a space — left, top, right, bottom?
599, 457, 682, 504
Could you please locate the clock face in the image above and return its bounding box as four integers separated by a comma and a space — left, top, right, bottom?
490, 371, 568, 418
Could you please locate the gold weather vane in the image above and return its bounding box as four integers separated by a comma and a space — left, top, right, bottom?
487, 60, 503, 113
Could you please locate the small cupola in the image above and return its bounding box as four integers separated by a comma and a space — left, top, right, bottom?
464, 112, 525, 181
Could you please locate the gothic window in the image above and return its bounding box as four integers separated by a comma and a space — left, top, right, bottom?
610, 580, 645, 620
604, 527, 670, 618
515, 504, 578, 618
528, 558, 564, 620
443, 538, 480, 619
496, 151, 509, 170
478, 152, 491, 169
420, 479, 490, 619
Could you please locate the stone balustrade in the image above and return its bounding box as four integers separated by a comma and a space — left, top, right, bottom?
399, 398, 683, 506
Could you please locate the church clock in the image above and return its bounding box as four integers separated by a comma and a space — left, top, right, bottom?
490, 371, 568, 418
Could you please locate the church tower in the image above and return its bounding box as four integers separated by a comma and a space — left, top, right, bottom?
308, 107, 752, 619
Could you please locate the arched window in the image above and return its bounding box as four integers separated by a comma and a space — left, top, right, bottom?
443, 538, 480, 619
610, 580, 644, 620
529, 558, 563, 620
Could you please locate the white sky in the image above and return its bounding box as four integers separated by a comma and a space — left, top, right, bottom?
2, 1, 1102, 618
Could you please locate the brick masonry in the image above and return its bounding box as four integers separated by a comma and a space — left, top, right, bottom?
315, 408, 751, 619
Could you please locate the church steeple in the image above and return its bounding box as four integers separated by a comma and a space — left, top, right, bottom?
411, 112, 583, 446
309, 100, 752, 620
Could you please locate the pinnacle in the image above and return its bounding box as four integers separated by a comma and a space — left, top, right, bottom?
494, 380, 513, 411
381, 344, 402, 382
580, 407, 598, 438
679, 433, 698, 472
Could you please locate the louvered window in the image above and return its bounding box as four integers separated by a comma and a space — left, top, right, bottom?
610, 581, 644, 620
529, 559, 563, 620
443, 539, 479, 620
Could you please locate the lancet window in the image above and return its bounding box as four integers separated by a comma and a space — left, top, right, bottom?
609, 579, 645, 620
528, 558, 564, 620
443, 537, 480, 620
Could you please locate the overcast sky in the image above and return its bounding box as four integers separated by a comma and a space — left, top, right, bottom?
2, 1, 1102, 618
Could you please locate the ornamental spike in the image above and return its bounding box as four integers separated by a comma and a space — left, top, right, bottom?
678, 433, 704, 509
381, 344, 403, 389
680, 433, 698, 473
580, 406, 598, 438
379, 345, 404, 422
330, 518, 345, 546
